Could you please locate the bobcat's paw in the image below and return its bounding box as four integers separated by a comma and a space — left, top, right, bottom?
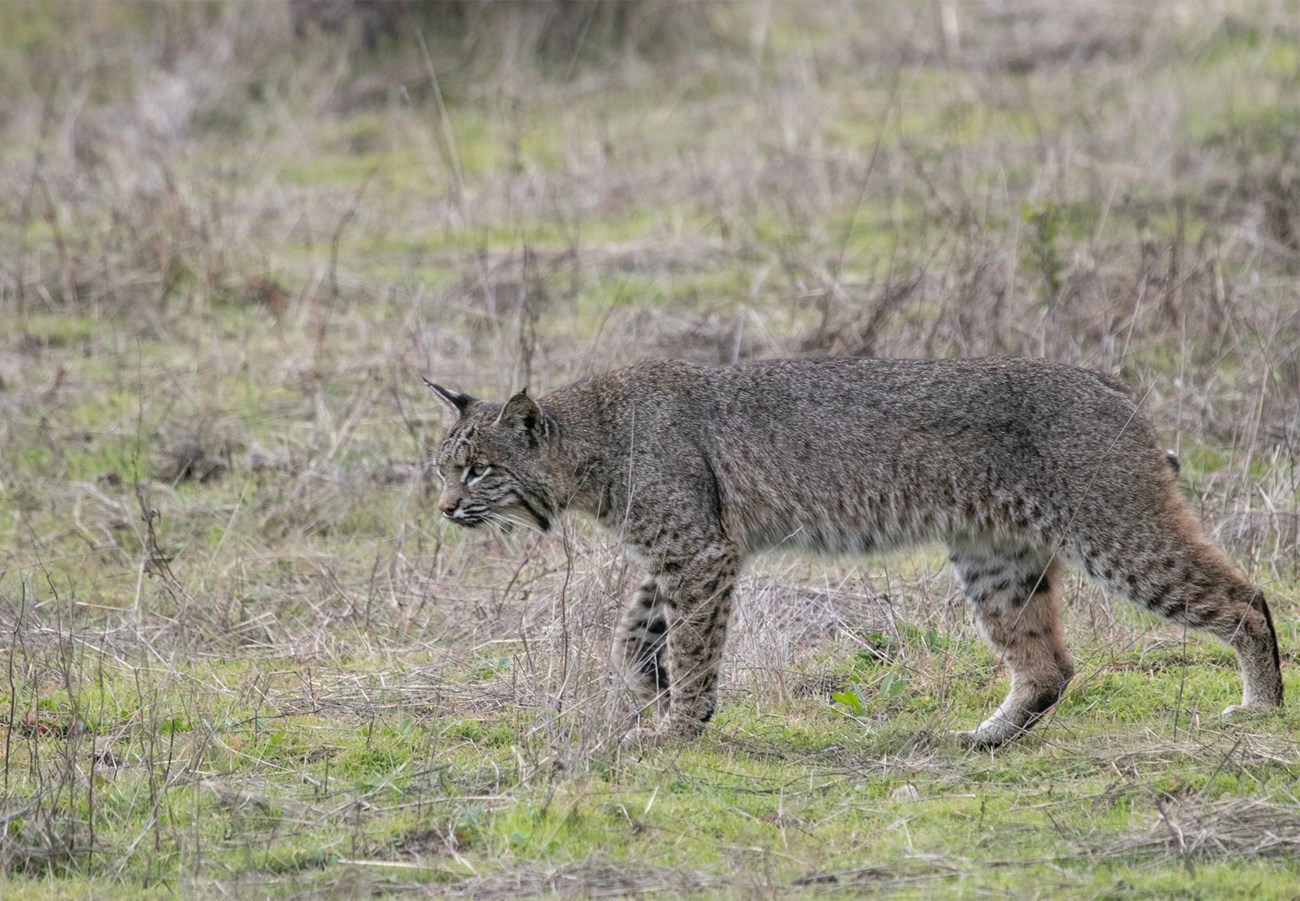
953, 728, 1009, 750
618, 714, 703, 751
656, 713, 706, 742
953, 712, 1026, 750
1221, 702, 1274, 724
618, 724, 682, 752
618, 723, 656, 750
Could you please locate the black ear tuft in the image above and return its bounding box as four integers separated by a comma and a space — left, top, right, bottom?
496, 390, 547, 442
424, 377, 476, 415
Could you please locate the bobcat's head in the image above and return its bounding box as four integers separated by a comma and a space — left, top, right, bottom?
427, 380, 557, 533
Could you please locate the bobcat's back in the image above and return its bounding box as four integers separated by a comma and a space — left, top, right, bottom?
610, 357, 1168, 557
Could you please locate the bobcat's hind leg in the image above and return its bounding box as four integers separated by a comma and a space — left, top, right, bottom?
614, 579, 672, 718
949, 542, 1074, 747
1160, 577, 1282, 719
1068, 510, 1283, 718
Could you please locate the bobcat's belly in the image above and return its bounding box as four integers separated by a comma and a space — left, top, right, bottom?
724, 486, 947, 557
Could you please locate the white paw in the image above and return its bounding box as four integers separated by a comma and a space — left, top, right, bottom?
954, 727, 1006, 749
954, 712, 1020, 749
1221, 703, 1271, 723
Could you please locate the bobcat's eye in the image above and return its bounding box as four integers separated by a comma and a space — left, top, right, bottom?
464, 463, 490, 485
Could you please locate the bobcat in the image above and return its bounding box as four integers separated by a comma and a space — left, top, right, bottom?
428, 357, 1283, 746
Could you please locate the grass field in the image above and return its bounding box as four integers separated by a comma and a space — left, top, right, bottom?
2, 1, 1300, 897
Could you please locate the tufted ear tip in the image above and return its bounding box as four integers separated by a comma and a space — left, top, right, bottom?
425, 377, 475, 415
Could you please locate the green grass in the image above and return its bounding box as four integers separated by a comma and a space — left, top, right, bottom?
3, 1, 1300, 897
6, 649, 1300, 896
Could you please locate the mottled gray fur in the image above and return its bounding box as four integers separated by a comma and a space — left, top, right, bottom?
429, 357, 1283, 746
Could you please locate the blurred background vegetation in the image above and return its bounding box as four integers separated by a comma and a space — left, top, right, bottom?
1, 1, 1299, 896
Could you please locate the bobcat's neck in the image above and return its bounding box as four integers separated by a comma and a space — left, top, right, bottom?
542, 384, 626, 522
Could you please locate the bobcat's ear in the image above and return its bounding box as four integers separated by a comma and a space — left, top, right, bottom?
424, 377, 475, 417
496, 390, 549, 443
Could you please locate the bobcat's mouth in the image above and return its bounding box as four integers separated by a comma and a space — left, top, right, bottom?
444, 504, 546, 534
441, 483, 552, 533
444, 510, 488, 529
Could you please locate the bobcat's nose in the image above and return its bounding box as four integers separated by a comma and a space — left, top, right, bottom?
439, 497, 459, 518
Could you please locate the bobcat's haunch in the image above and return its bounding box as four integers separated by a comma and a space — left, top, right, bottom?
429, 357, 1284, 746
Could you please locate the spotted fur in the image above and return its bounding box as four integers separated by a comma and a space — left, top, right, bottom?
429, 357, 1284, 746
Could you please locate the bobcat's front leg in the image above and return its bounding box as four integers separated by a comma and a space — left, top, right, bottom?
653, 541, 741, 741
614, 578, 671, 717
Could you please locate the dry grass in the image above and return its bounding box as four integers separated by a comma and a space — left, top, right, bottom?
2, 1, 1299, 897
